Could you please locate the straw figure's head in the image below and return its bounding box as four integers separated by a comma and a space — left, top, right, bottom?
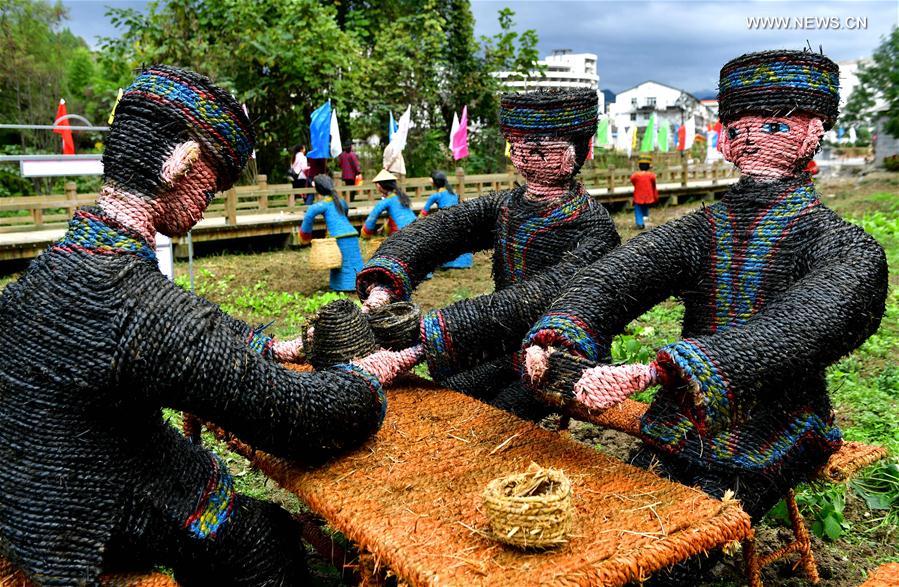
716, 50, 839, 179
500, 89, 598, 188
638, 154, 652, 172
100, 65, 255, 236
314, 173, 336, 199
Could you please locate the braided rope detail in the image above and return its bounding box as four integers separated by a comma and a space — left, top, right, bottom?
573, 363, 658, 410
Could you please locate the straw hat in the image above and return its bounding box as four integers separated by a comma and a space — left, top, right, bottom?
373, 169, 397, 183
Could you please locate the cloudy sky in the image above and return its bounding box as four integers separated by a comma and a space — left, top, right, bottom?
62, 0, 897, 95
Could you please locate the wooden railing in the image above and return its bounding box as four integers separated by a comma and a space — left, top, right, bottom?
0, 161, 739, 234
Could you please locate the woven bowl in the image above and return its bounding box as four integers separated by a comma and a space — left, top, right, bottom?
482, 463, 572, 549
310, 237, 342, 270
367, 302, 421, 350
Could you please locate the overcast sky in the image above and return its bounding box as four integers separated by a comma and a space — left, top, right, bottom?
62, 0, 898, 96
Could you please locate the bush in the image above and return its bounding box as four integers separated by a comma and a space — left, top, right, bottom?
883, 155, 899, 172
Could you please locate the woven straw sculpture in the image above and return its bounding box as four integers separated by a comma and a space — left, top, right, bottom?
483, 463, 572, 549
357, 89, 620, 421
0, 66, 390, 585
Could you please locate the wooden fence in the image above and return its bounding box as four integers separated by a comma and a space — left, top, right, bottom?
0, 160, 738, 234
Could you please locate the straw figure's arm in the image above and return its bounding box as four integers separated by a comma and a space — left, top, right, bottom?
298, 200, 329, 244
648, 216, 887, 435
116, 268, 390, 464
420, 192, 442, 217
361, 197, 393, 238
420, 226, 619, 380
357, 192, 506, 304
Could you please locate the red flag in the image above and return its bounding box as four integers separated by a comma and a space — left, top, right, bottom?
677, 124, 687, 151
54, 99, 75, 155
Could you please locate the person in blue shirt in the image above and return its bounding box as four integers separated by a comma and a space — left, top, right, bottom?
361, 169, 416, 238
420, 171, 474, 269
300, 174, 364, 291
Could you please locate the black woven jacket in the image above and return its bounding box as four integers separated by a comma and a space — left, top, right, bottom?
0, 210, 384, 585
526, 175, 888, 482
357, 184, 620, 384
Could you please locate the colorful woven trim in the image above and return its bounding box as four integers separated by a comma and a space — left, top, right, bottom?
246, 329, 275, 358
334, 363, 387, 427
500, 89, 598, 138
707, 181, 819, 330
421, 309, 455, 378
52, 209, 156, 262
657, 339, 732, 435
359, 256, 414, 301
524, 312, 602, 363
126, 66, 254, 172
720, 63, 838, 95
498, 191, 590, 283
183, 454, 235, 539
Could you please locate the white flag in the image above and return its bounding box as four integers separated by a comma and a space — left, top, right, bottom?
615, 123, 630, 153
849, 127, 857, 143
449, 112, 460, 150
329, 110, 342, 158
683, 117, 696, 151
393, 106, 412, 152
627, 126, 636, 159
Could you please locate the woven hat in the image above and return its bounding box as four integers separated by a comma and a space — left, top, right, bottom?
638, 154, 652, 164
718, 50, 840, 130
373, 169, 397, 183
499, 89, 598, 141
104, 65, 255, 196
306, 299, 378, 370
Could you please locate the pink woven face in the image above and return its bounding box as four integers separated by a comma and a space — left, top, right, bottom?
153, 153, 218, 236
719, 114, 824, 178
509, 138, 576, 185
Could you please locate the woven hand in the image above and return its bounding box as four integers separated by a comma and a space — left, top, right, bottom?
362, 285, 392, 313
352, 345, 424, 386
272, 336, 305, 363
524, 346, 596, 408
573, 363, 658, 410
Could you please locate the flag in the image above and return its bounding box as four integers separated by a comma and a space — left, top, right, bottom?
388, 111, 398, 142
597, 116, 612, 147
640, 113, 656, 153
673, 124, 680, 149
108, 88, 123, 125
658, 118, 671, 153
587, 138, 594, 160
628, 126, 637, 158
242, 104, 256, 159
615, 123, 629, 153
307, 101, 332, 158
451, 105, 469, 160
329, 109, 342, 158
681, 117, 696, 151
54, 99, 75, 155
504, 141, 511, 158
393, 106, 411, 152
849, 127, 857, 143
449, 112, 460, 150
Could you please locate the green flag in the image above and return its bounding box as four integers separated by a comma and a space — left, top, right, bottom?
658, 119, 670, 153
640, 113, 656, 152
597, 117, 612, 147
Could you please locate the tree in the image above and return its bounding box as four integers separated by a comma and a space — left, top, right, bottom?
843, 27, 899, 135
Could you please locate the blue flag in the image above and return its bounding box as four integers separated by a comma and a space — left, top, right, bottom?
389, 111, 399, 142
307, 101, 332, 158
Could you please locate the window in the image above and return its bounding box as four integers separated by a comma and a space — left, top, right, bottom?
646, 97, 656, 107
631, 97, 638, 107
630, 113, 637, 121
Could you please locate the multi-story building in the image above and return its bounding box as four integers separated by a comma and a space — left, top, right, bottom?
609, 81, 714, 131
494, 49, 604, 112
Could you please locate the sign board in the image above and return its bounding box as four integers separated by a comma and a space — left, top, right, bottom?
20, 157, 103, 177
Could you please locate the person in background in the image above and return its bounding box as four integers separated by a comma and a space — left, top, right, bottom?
361, 169, 416, 238
382, 140, 406, 183
420, 171, 473, 269
289, 144, 309, 189
630, 154, 659, 229
299, 174, 365, 292
337, 143, 362, 187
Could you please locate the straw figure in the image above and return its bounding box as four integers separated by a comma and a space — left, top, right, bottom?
630, 154, 658, 229
361, 169, 417, 238
299, 174, 365, 291
358, 89, 620, 420
523, 50, 888, 575
419, 171, 474, 269
0, 65, 420, 585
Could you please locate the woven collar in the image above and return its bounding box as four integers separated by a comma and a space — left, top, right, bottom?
724, 174, 816, 206
53, 207, 157, 262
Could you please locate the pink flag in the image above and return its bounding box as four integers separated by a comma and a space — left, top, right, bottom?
451, 106, 469, 160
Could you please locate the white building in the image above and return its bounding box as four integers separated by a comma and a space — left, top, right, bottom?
609, 81, 714, 132
494, 49, 604, 113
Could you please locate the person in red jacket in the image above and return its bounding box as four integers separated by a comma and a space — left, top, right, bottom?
630, 155, 659, 229
337, 143, 362, 187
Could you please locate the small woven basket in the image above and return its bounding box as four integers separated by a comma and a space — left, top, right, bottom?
367, 302, 421, 350
361, 237, 386, 260
310, 238, 342, 270
482, 463, 572, 549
